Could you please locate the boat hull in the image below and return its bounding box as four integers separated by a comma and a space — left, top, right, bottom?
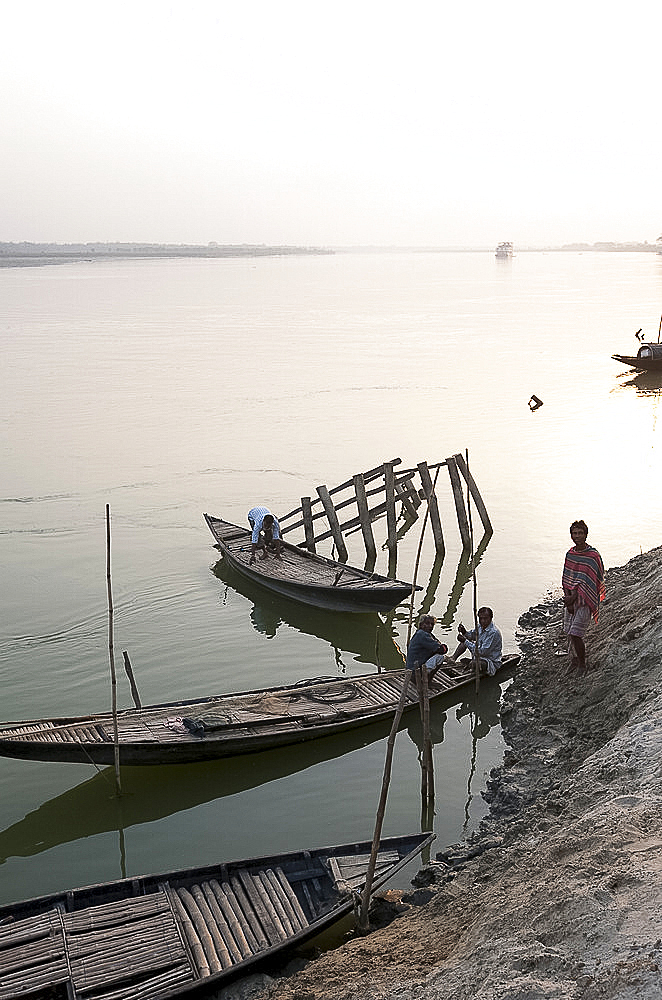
612, 353, 662, 372
0, 833, 433, 1000
204, 514, 416, 613
0, 659, 520, 765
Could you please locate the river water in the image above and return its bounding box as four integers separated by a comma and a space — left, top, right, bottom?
1, 250, 661, 906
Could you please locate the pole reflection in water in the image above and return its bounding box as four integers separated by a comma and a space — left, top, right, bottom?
455, 668, 512, 832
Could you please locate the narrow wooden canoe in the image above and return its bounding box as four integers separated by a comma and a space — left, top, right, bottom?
204, 513, 418, 613
0, 832, 433, 1000
0, 659, 520, 766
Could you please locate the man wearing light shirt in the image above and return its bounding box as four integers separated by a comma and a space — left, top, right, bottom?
452, 607, 502, 676
247, 506, 283, 564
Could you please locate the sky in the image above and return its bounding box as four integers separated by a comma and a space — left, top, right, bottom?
2, 0, 661, 247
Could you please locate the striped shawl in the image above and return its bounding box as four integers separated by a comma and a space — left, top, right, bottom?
562, 545, 606, 622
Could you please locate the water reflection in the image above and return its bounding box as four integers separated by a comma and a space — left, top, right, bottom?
0, 679, 489, 866
454, 661, 517, 831
615, 370, 662, 396
213, 559, 405, 670
0, 721, 397, 865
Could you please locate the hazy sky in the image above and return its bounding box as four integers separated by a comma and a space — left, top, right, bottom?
3, 1, 661, 247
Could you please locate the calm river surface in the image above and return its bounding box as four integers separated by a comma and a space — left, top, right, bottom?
1, 250, 661, 906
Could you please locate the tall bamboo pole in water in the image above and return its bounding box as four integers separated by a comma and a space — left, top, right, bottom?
465, 451, 481, 694
405, 465, 442, 647
105, 504, 121, 793
358, 671, 412, 931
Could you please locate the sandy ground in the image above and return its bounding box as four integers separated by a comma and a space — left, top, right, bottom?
218, 546, 662, 1000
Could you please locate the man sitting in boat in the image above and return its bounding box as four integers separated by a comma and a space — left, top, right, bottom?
452, 607, 502, 675
248, 506, 284, 564
406, 614, 449, 682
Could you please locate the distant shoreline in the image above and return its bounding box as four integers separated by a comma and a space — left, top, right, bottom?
0, 241, 660, 268
0, 243, 334, 269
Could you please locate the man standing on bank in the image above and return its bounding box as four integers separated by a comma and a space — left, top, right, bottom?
453, 607, 503, 676
248, 506, 284, 565
562, 519, 605, 672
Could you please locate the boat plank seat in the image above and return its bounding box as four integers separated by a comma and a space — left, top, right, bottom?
1, 721, 108, 744
0, 910, 68, 999
332, 850, 401, 888
162, 866, 314, 981
49, 892, 195, 996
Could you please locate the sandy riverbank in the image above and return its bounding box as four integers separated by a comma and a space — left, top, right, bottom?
221, 545, 662, 1000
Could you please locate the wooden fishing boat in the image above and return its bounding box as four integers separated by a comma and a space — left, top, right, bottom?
612, 342, 662, 372
0, 658, 520, 766
204, 514, 418, 613
0, 832, 433, 1000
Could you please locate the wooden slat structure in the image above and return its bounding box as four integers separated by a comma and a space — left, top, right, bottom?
0, 835, 433, 1000
278, 456, 491, 558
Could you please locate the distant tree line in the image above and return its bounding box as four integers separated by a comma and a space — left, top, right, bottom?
0, 242, 334, 266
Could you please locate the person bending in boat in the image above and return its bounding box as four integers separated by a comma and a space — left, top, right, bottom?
452, 607, 502, 676
406, 615, 449, 682
562, 520, 605, 672
248, 506, 284, 564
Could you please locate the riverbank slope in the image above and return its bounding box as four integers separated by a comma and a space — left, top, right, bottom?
243, 545, 662, 1000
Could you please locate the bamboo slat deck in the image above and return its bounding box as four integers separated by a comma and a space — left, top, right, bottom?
0, 658, 519, 765
0, 834, 433, 1000
204, 514, 418, 613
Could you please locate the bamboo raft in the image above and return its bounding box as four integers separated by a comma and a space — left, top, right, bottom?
0, 659, 519, 766
0, 833, 433, 1000
204, 514, 418, 613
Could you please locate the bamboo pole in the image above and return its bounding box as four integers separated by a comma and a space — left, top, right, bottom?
416, 666, 427, 804
105, 504, 121, 794
420, 660, 434, 812
464, 452, 481, 694
406, 464, 442, 647
358, 670, 412, 931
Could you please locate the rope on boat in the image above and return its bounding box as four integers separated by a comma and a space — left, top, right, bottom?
291, 681, 360, 704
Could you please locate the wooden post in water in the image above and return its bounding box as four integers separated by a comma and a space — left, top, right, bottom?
301, 497, 316, 552
353, 474, 377, 566
105, 504, 121, 794
453, 452, 492, 537
394, 481, 416, 520
122, 651, 142, 709
417, 462, 445, 557
359, 671, 412, 931
446, 455, 471, 549
384, 462, 397, 555
316, 485, 348, 562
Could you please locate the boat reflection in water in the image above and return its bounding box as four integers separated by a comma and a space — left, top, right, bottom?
213, 558, 405, 671
0, 666, 510, 868
213, 528, 494, 667
615, 369, 662, 396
